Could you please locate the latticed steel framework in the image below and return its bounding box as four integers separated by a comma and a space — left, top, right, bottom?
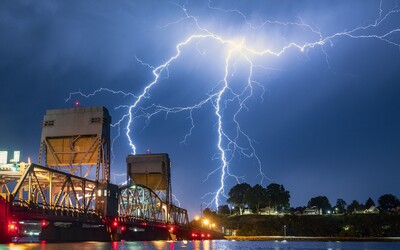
169, 204, 189, 226
38, 106, 111, 182
0, 165, 189, 229
118, 184, 165, 223
0, 163, 98, 220
118, 184, 188, 225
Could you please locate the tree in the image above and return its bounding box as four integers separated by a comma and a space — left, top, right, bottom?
227, 183, 251, 215
290, 206, 306, 214
203, 207, 216, 217
335, 198, 347, 214
347, 200, 363, 213
217, 205, 230, 215
365, 197, 375, 209
378, 194, 400, 213
307, 196, 332, 214
246, 184, 267, 214
265, 183, 290, 211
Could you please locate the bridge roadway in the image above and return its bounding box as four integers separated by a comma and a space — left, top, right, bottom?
0, 163, 194, 243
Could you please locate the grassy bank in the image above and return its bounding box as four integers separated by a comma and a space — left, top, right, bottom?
220, 214, 400, 237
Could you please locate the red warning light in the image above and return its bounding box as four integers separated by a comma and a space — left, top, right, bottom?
75, 101, 80, 107
7, 221, 19, 237
113, 221, 118, 227
41, 220, 47, 227
121, 226, 126, 231
8, 224, 16, 231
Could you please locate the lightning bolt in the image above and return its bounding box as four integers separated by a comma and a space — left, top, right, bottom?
65, 87, 137, 102
67, 0, 400, 209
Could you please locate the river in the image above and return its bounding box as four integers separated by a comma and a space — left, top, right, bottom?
2, 240, 400, 250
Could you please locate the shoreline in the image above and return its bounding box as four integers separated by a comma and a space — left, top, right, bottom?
224, 236, 400, 242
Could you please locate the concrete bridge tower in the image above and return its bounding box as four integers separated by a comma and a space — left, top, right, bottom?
38, 106, 111, 182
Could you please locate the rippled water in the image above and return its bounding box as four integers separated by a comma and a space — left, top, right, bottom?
2, 240, 400, 250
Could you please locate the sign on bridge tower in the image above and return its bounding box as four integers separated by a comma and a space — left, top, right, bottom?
38, 106, 111, 182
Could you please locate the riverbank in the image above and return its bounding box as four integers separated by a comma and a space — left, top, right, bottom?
220, 214, 400, 237
225, 236, 400, 242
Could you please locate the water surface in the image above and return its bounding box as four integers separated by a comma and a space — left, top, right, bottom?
2, 240, 400, 250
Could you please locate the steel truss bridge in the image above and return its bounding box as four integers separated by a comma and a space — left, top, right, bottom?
0, 107, 193, 243
0, 163, 189, 242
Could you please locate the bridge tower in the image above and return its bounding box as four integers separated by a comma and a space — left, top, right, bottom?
126, 154, 172, 210
38, 106, 111, 182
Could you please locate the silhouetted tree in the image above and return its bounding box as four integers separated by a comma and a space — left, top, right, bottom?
290, 206, 306, 214
203, 208, 215, 217
308, 196, 332, 214
335, 198, 347, 214
378, 194, 400, 213
246, 184, 267, 214
347, 200, 363, 213
217, 205, 230, 215
227, 183, 252, 215
365, 197, 375, 209
265, 183, 290, 211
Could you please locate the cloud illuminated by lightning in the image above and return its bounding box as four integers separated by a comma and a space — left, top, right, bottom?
67, 0, 400, 209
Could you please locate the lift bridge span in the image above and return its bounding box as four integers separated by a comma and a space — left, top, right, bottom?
0, 107, 190, 243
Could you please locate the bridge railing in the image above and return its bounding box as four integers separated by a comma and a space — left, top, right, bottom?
11, 199, 99, 220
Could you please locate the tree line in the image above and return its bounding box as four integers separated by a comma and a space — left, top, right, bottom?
220, 182, 400, 215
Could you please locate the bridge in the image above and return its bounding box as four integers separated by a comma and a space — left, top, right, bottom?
0, 106, 193, 243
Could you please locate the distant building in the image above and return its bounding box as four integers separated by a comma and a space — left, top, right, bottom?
240, 207, 280, 215
223, 228, 237, 236
0, 151, 24, 172
364, 206, 380, 214
243, 208, 252, 215
389, 206, 400, 214
303, 206, 321, 215
259, 207, 277, 215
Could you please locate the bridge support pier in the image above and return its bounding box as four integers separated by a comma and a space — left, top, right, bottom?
40, 222, 110, 242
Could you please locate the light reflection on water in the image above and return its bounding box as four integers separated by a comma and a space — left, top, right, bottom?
2, 240, 400, 250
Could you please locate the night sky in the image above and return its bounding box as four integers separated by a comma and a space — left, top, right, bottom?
1, 0, 400, 217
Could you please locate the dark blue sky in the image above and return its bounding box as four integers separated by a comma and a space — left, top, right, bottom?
1, 0, 399, 217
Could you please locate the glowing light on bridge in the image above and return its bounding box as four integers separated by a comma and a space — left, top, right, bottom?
66, 1, 400, 209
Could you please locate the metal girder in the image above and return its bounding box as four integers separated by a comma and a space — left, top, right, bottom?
118, 184, 188, 226
119, 184, 165, 223
169, 205, 189, 225
1, 163, 98, 218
